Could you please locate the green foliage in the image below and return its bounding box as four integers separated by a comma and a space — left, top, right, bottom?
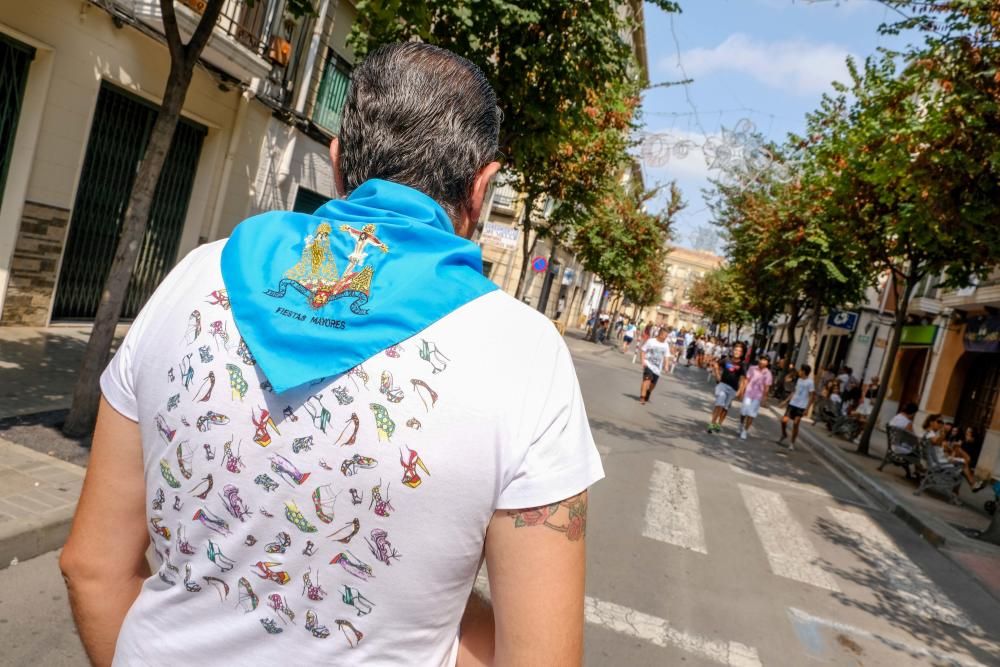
572, 177, 681, 307
348, 0, 681, 289
687, 268, 751, 327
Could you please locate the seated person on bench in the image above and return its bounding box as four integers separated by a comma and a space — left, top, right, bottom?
923, 415, 988, 492
888, 403, 918, 447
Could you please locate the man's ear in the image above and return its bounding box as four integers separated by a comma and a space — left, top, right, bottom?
457, 161, 502, 238
330, 138, 347, 197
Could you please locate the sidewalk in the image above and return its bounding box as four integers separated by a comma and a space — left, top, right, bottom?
0, 437, 84, 569
0, 325, 123, 569
0, 325, 126, 420
788, 411, 1000, 603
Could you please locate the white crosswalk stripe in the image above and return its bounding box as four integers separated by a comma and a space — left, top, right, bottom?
740, 483, 841, 592
585, 597, 762, 667
642, 460, 707, 554
826, 507, 976, 630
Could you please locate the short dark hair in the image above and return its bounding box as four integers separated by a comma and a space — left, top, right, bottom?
339, 42, 501, 219
903, 402, 919, 415
800, 364, 812, 375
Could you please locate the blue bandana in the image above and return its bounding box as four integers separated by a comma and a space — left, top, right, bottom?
221, 179, 498, 394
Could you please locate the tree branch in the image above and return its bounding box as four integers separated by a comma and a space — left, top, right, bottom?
160, 0, 185, 64
182, 0, 228, 68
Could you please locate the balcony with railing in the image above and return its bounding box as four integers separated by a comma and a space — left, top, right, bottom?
491, 183, 519, 212
312, 49, 351, 135
109, 0, 289, 83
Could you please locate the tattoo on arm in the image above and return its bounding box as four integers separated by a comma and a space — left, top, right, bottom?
507, 492, 587, 541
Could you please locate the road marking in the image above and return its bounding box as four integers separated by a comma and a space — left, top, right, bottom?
739, 484, 840, 591
826, 507, 975, 630
788, 607, 989, 667
642, 461, 707, 554
478, 573, 762, 666
586, 597, 762, 667
728, 464, 875, 508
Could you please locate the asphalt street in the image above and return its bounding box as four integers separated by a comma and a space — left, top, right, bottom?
2, 340, 1000, 666
576, 341, 1000, 666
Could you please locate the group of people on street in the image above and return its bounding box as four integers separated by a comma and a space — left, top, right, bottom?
632, 327, 821, 451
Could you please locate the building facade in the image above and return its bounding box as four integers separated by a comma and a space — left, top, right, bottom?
765, 268, 1000, 481
0, 0, 356, 326
644, 246, 723, 330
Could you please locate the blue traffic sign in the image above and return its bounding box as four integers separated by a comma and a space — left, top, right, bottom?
531, 256, 548, 273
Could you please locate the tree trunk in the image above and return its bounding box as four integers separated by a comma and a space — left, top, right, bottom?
514, 193, 538, 300
805, 301, 823, 374
857, 274, 917, 455
980, 512, 1000, 546
785, 302, 801, 366
62, 0, 224, 437
536, 244, 559, 314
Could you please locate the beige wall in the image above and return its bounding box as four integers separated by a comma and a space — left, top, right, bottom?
0, 0, 241, 320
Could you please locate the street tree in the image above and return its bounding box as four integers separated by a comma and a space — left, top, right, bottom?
688, 267, 751, 332
572, 178, 681, 339
708, 131, 870, 365
822, 44, 1000, 454
63, 0, 316, 437
350, 0, 681, 297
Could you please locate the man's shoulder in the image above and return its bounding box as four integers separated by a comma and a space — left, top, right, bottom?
443, 289, 565, 346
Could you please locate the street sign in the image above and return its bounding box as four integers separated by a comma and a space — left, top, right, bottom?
480, 222, 519, 249
561, 268, 575, 285
532, 256, 548, 273
827, 310, 859, 332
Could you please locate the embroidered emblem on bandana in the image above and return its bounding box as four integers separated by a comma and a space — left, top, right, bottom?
221, 179, 498, 394
265, 222, 388, 314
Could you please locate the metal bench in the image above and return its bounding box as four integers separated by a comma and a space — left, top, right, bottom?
878, 426, 921, 480
914, 437, 963, 505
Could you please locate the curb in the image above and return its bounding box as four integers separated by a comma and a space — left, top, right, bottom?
0, 437, 84, 570
782, 416, 1000, 604
0, 506, 75, 570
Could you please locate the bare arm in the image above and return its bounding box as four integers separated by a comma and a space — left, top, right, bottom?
485, 491, 588, 666
60, 398, 150, 667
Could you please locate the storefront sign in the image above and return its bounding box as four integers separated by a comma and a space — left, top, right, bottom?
900, 324, 938, 346
480, 222, 519, 249
827, 310, 859, 332
874, 338, 888, 348
856, 334, 871, 344
964, 315, 1000, 353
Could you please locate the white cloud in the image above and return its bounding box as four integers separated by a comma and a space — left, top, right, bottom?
667, 33, 854, 96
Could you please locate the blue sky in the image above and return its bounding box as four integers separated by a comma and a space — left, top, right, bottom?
640, 0, 910, 252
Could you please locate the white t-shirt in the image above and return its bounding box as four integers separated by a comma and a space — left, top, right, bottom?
789, 377, 815, 409
101, 242, 604, 666
888, 413, 912, 430
641, 337, 671, 375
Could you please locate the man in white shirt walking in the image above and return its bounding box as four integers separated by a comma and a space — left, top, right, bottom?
639, 327, 672, 405
779, 364, 815, 450
60, 43, 603, 667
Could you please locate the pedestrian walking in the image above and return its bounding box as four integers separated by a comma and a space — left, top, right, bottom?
779, 364, 815, 449
59, 43, 603, 667
707, 342, 747, 434
622, 320, 637, 354
739, 354, 773, 440
639, 327, 672, 405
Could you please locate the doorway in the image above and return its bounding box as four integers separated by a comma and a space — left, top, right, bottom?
53, 83, 206, 320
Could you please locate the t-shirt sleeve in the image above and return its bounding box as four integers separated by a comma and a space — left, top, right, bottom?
497, 331, 605, 510
99, 318, 144, 422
